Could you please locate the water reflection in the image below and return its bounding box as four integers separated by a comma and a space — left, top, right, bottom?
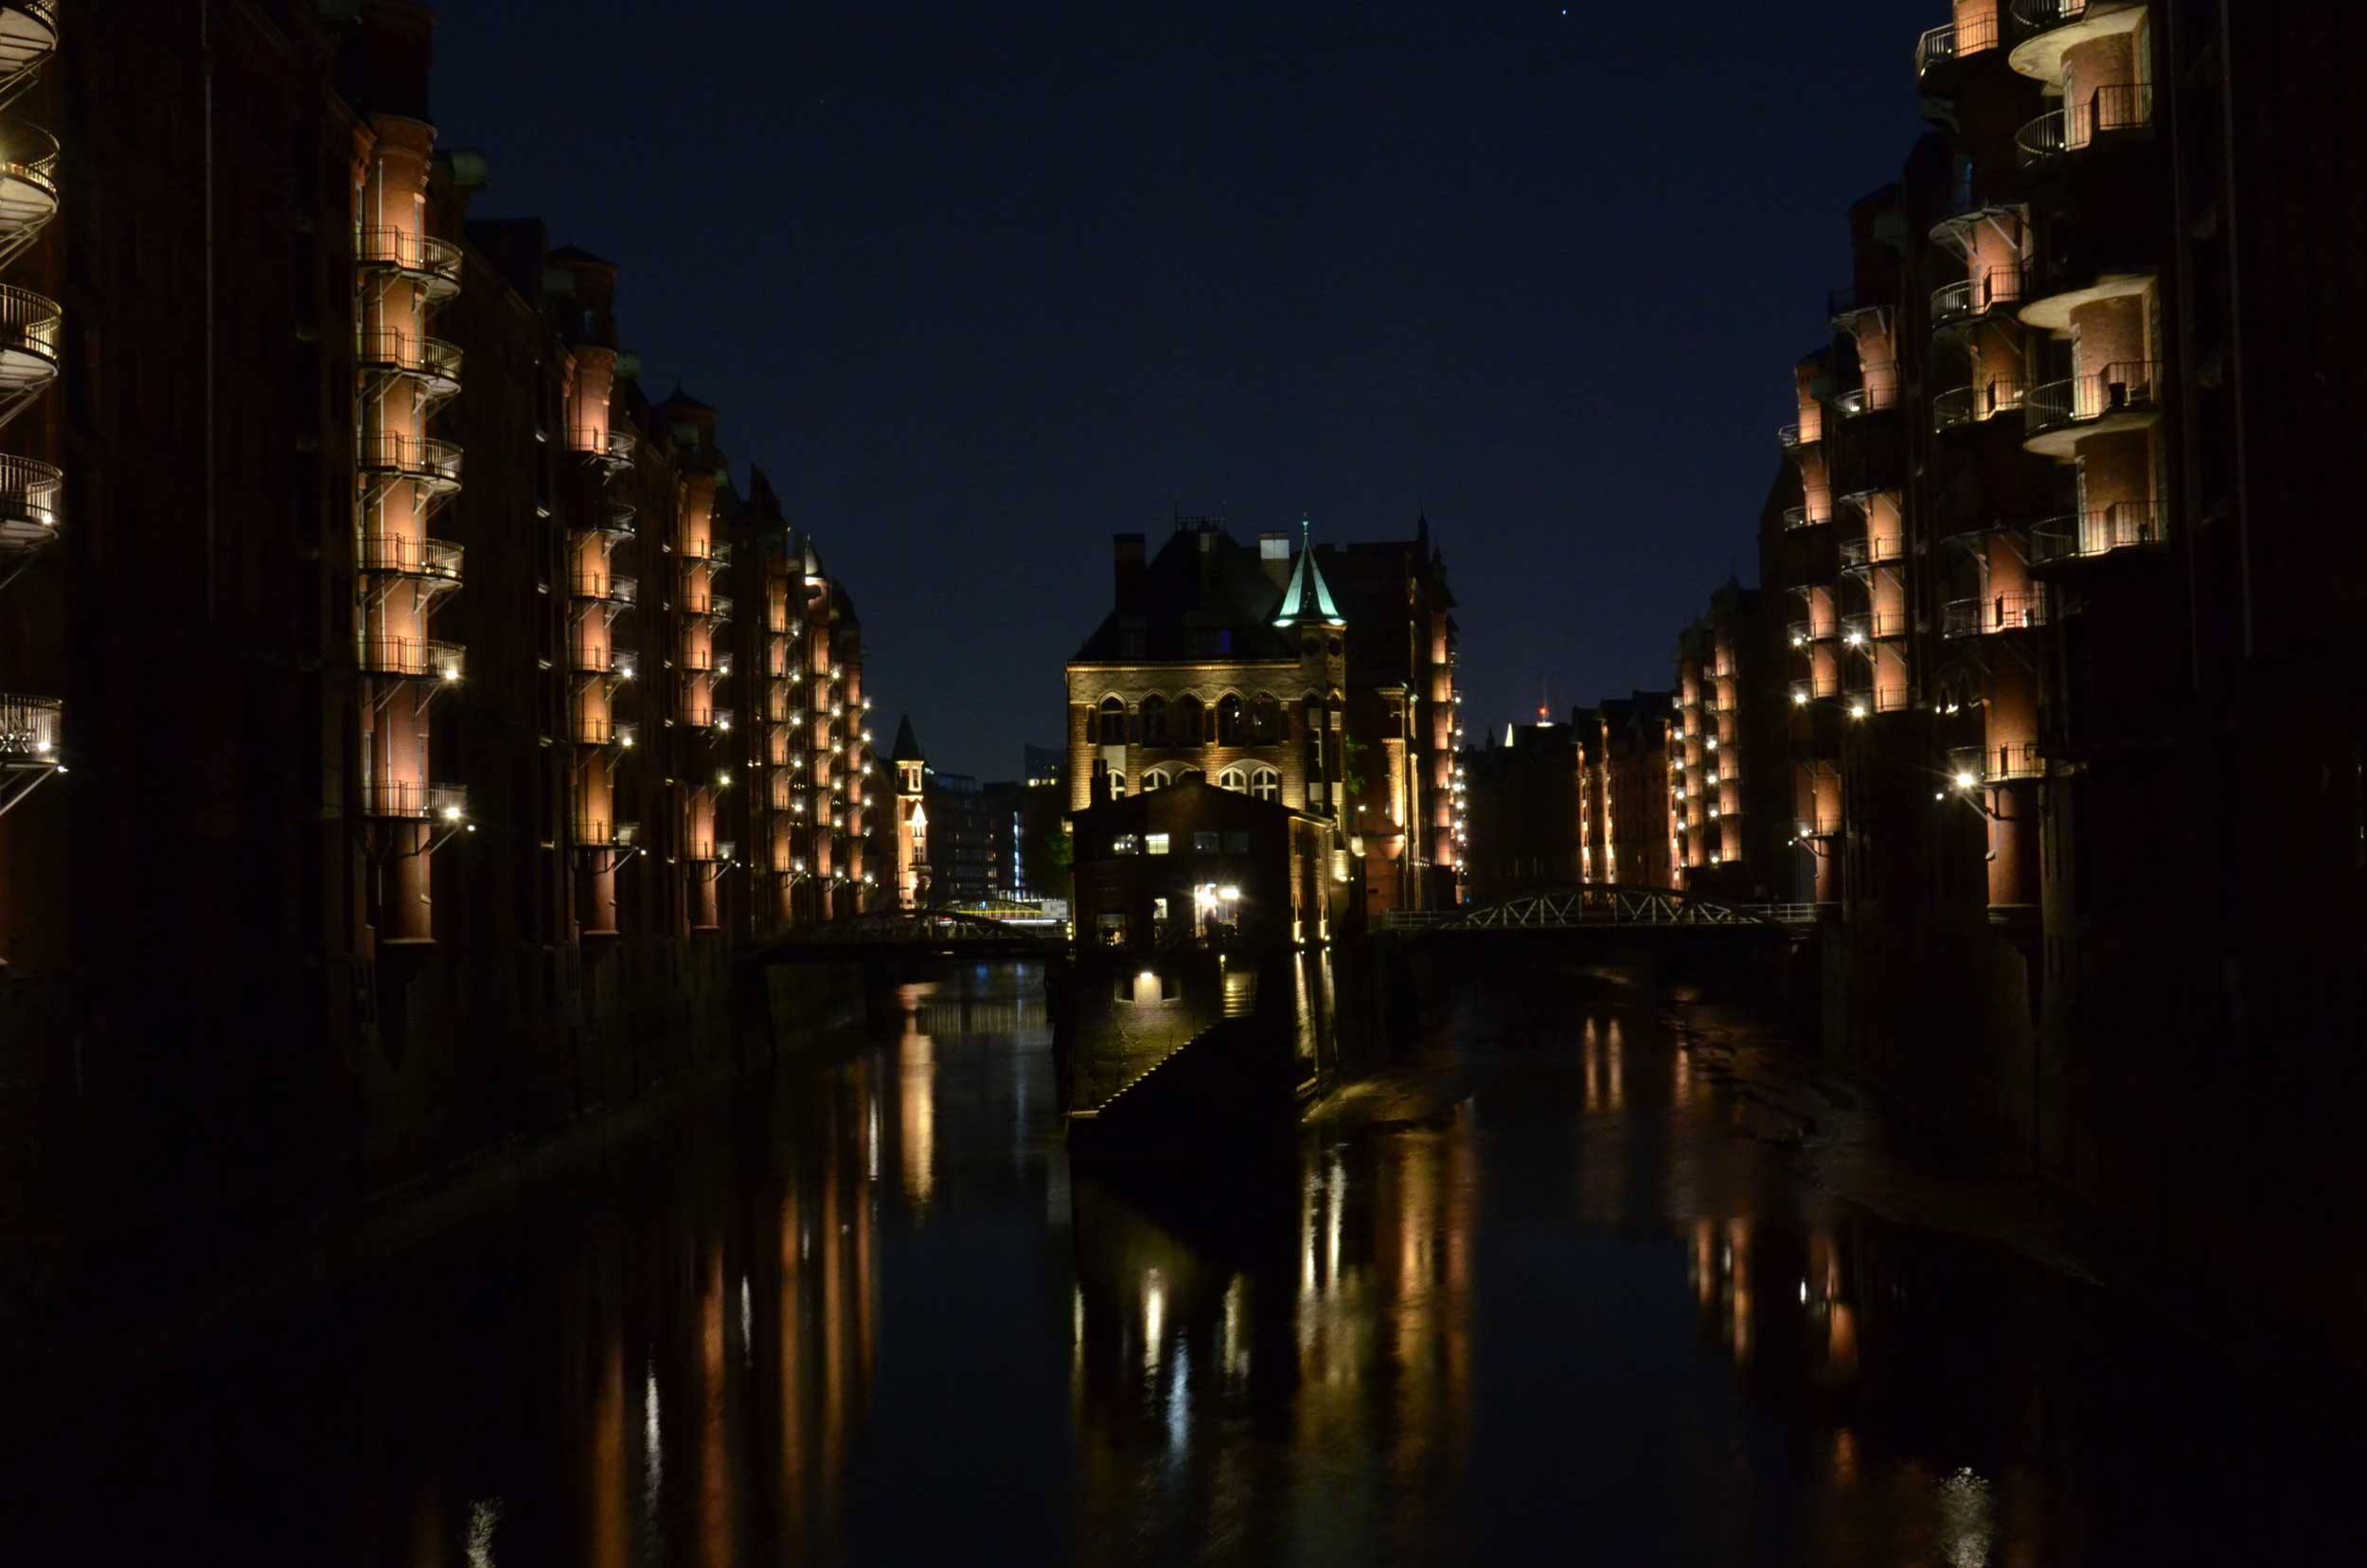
9, 961, 2367, 1565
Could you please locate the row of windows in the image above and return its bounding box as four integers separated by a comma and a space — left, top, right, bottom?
1109, 830, 1254, 857
1104, 767, 1281, 801
1095, 693, 1314, 747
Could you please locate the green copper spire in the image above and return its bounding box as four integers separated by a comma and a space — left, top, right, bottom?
1272, 517, 1344, 628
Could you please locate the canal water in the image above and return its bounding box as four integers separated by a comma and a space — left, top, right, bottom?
10, 958, 2366, 1564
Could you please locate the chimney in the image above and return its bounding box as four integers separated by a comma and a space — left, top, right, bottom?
1113, 533, 1146, 608
1258, 532, 1290, 587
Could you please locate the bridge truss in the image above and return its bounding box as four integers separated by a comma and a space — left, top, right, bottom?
1378, 886, 1813, 932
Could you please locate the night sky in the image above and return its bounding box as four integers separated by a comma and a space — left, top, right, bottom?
436, 1, 1922, 778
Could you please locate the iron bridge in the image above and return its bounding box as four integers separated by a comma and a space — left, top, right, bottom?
1376, 885, 1814, 933
741, 905, 1067, 964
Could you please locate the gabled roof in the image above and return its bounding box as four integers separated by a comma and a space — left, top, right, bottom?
1070, 523, 1302, 663
1272, 520, 1344, 629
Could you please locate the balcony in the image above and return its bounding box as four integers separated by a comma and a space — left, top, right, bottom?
358, 330, 462, 402
1871, 610, 1911, 640
361, 636, 465, 681
363, 780, 467, 821
570, 645, 637, 680
585, 497, 637, 539
570, 425, 636, 469
2008, 0, 2147, 81
0, 690, 59, 762
1794, 813, 1842, 840
1832, 382, 1897, 419
1931, 377, 2025, 434
683, 705, 734, 732
361, 533, 463, 583
1914, 8, 1999, 90
0, 280, 58, 423
2023, 360, 2161, 455
1951, 742, 2044, 784
685, 593, 734, 622
568, 712, 614, 745
0, 116, 58, 269
1942, 592, 2049, 639
2016, 82, 2154, 168
1931, 266, 2025, 330
1840, 614, 1872, 650
1777, 420, 1822, 453
2029, 500, 2164, 565
1782, 504, 1831, 530
570, 571, 638, 605
0, 6, 60, 101
0, 452, 59, 544
359, 434, 463, 493
356, 227, 463, 305
682, 538, 732, 567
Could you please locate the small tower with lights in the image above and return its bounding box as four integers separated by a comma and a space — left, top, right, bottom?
890, 716, 930, 909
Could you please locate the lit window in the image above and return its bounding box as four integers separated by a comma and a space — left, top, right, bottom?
1112, 833, 1141, 856
1219, 767, 1247, 793
1146, 832, 1170, 855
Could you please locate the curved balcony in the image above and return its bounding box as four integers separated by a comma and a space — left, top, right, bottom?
356, 226, 463, 305
683, 705, 734, 732
0, 689, 59, 762
1951, 741, 2044, 785
1931, 266, 2025, 330
0, 116, 59, 267
2007, 0, 2147, 82
1776, 420, 1821, 452
1931, 377, 2025, 435
1871, 610, 1911, 640
569, 645, 637, 680
1794, 812, 1842, 840
2023, 361, 2161, 455
1942, 592, 2049, 639
682, 538, 732, 567
2029, 500, 2164, 565
584, 497, 637, 539
361, 635, 465, 682
359, 434, 463, 494
0, 451, 58, 545
570, 425, 636, 469
1913, 8, 2000, 92
362, 780, 467, 822
360, 533, 463, 584
1782, 504, 1832, 530
2020, 264, 2154, 333
0, 7, 60, 107
2016, 82, 2153, 169
570, 571, 637, 606
0, 279, 58, 416
1831, 382, 1898, 419
684, 593, 734, 622
1839, 536, 1907, 572
358, 330, 462, 402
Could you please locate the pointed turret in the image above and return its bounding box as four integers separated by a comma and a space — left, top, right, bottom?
890, 715, 925, 765
1271, 518, 1345, 629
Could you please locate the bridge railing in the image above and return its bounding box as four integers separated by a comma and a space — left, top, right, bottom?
1374, 896, 1817, 931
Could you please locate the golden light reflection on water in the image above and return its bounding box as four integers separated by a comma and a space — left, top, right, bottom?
894, 983, 935, 1211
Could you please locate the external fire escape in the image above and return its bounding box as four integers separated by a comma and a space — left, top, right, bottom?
571, 420, 640, 877
0, 3, 60, 820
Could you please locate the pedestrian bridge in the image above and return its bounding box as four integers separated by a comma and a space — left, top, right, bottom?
1375, 886, 1814, 934
741, 905, 1068, 965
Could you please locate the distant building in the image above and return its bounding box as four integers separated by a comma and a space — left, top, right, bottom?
1666, 580, 1789, 899
1460, 720, 1582, 901
891, 717, 929, 909
1062, 515, 1460, 914
1068, 779, 1337, 951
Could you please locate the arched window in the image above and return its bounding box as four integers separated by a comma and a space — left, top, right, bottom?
1250, 767, 1280, 802
1251, 695, 1280, 744
1108, 771, 1127, 799
1218, 768, 1246, 793
1097, 697, 1126, 744
1140, 694, 1168, 746
1216, 694, 1245, 746
1174, 767, 1204, 785
1175, 694, 1204, 747
1140, 769, 1168, 792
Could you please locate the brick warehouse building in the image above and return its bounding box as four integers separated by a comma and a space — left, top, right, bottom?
0, 3, 890, 1244
1064, 516, 1461, 916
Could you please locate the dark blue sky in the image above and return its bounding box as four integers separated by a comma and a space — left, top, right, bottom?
435, 1, 1923, 777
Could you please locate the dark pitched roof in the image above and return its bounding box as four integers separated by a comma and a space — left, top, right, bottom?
1070, 523, 1299, 663
891, 715, 925, 763
653, 385, 716, 415
546, 243, 614, 268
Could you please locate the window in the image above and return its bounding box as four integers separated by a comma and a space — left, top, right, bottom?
1193, 831, 1220, 854
1146, 832, 1170, 855
1223, 831, 1250, 853
1140, 694, 1167, 745
1140, 769, 1168, 792
1218, 767, 1246, 793
1095, 912, 1128, 947
1250, 767, 1279, 802
1097, 697, 1125, 744
1251, 695, 1280, 743
1108, 771, 1126, 799
1175, 695, 1203, 746
1112, 832, 1141, 856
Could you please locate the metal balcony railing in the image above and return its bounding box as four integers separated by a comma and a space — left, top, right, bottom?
356, 227, 463, 297
0, 451, 60, 543
587, 497, 636, 538
684, 594, 733, 621
358, 434, 463, 489
0, 690, 59, 760
1942, 591, 2049, 638
0, 115, 59, 265
0, 5, 60, 105
1931, 377, 2025, 433
2011, 0, 2094, 35
1777, 421, 1818, 450
1833, 382, 1898, 418
1873, 685, 1914, 713
570, 714, 614, 744
569, 425, 636, 465
1954, 741, 2043, 783
360, 636, 465, 680
682, 705, 734, 731
1787, 619, 1812, 649
682, 538, 732, 566
362, 780, 467, 820
1795, 813, 1842, 839
570, 572, 637, 605
358, 330, 463, 391
2030, 500, 2164, 562
1871, 610, 1911, 639
575, 817, 618, 846
0, 278, 60, 378
2024, 361, 2162, 438
361, 533, 463, 581
2017, 82, 2154, 166
1931, 266, 2025, 327
1782, 504, 1831, 530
